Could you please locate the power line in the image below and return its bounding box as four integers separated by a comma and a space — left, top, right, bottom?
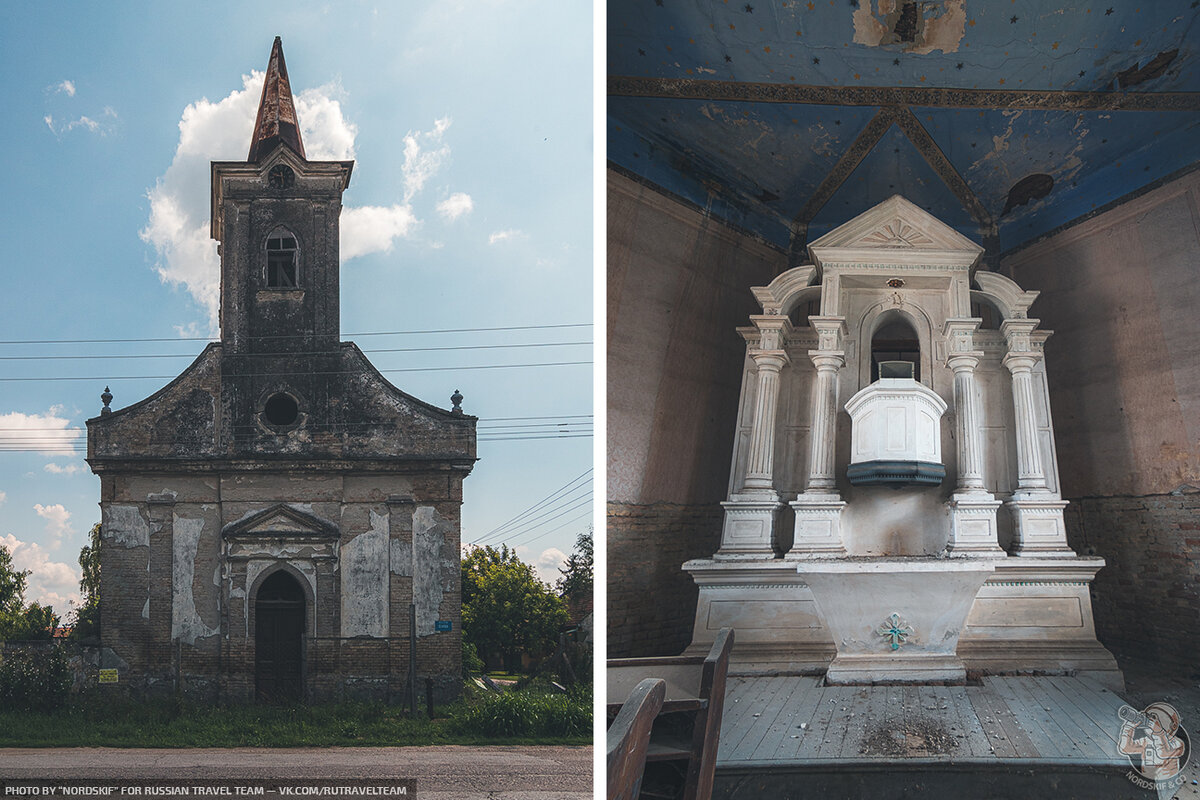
0, 361, 592, 382
483, 494, 594, 545
502, 509, 594, 550
472, 468, 593, 543
0, 323, 591, 346
0, 415, 594, 432
0, 341, 593, 361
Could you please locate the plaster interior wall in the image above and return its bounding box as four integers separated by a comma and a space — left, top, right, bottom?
1001, 168, 1200, 670
607, 168, 786, 656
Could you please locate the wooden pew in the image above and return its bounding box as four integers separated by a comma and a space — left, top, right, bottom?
607, 678, 666, 800
607, 628, 734, 800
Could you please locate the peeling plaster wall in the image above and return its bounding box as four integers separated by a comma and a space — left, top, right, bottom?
1002, 170, 1200, 670
413, 506, 453, 636
172, 515, 219, 645
339, 510, 390, 638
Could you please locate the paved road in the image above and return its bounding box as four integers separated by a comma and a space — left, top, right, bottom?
0, 746, 593, 800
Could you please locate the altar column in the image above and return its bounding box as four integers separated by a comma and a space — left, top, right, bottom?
787, 316, 847, 559
943, 319, 1003, 556
716, 316, 790, 558
1002, 318, 1073, 556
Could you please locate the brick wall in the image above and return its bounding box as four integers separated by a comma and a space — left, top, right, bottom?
1066, 493, 1200, 671
1004, 170, 1200, 672
607, 502, 723, 657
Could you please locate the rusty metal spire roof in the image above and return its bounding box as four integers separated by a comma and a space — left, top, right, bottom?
247, 36, 306, 162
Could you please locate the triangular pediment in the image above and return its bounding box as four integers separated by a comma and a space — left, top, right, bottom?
808, 195, 983, 269
222, 504, 338, 539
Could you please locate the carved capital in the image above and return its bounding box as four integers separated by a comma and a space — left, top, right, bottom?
750, 315, 793, 351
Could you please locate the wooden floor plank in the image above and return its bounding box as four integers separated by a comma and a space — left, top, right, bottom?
968, 686, 1018, 757
973, 683, 1039, 758
1017, 681, 1099, 762
946, 685, 992, 757
719, 677, 793, 758
985, 677, 1061, 759
767, 676, 827, 762
738, 676, 813, 762
725, 677, 796, 762
929, 685, 972, 758
795, 685, 840, 759
1044, 676, 1122, 747
815, 685, 858, 760
1004, 677, 1077, 759
837, 685, 875, 759
1027, 676, 1118, 758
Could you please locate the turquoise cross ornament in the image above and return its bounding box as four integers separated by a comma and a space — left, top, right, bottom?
877, 613, 914, 650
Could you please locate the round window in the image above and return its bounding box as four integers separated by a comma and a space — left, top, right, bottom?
263, 393, 299, 427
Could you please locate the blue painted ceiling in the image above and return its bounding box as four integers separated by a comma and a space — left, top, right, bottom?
609, 0, 1200, 255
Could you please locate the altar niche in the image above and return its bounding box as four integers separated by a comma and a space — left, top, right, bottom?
685, 195, 1122, 688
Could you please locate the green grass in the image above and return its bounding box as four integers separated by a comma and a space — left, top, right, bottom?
0, 686, 592, 748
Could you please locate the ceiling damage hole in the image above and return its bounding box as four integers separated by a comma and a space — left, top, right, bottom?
892, 1, 921, 42
1003, 174, 1054, 215
1116, 49, 1178, 88
756, 189, 780, 203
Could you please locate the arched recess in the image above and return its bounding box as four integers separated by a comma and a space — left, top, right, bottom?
973, 271, 1037, 320
254, 567, 307, 703
856, 303, 935, 390
787, 286, 824, 328
751, 265, 819, 316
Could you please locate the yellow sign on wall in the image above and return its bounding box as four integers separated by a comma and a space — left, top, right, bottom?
99, 669, 118, 684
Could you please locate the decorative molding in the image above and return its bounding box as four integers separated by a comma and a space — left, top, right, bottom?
608, 76, 1200, 112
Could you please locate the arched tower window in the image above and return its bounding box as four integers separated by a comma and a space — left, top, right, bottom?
266, 231, 299, 288
871, 314, 921, 382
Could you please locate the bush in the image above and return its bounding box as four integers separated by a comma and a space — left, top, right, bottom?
0, 645, 71, 711
462, 640, 484, 677
448, 684, 590, 738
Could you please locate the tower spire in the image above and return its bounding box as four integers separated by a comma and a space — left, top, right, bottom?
247, 36, 306, 162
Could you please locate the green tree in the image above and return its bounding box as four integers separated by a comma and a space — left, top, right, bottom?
71, 523, 101, 641
556, 528, 593, 601
461, 545, 568, 672
0, 543, 58, 640
0, 544, 29, 619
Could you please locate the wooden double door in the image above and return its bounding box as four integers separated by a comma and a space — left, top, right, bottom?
255, 570, 305, 703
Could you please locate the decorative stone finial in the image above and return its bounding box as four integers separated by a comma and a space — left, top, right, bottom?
100, 386, 113, 415
450, 389, 463, 415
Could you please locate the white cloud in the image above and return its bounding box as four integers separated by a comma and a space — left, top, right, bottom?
55, 80, 76, 97
535, 547, 567, 586
0, 534, 80, 611
340, 205, 419, 260
140, 71, 438, 329
34, 503, 73, 547
0, 410, 79, 455
489, 228, 524, 245
437, 192, 474, 221
44, 106, 118, 138
0, 491, 6, 507
44, 462, 85, 476
402, 117, 452, 202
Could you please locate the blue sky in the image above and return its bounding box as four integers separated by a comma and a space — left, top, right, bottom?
0, 2, 594, 613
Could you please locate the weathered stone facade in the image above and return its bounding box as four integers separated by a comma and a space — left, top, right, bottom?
86, 39, 475, 704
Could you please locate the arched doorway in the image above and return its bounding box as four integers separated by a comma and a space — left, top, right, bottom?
255, 570, 305, 702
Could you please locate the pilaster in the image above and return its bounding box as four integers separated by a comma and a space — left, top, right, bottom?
943, 319, 1003, 556
788, 316, 848, 559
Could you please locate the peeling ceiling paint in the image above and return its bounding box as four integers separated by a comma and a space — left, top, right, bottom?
609, 0, 1200, 253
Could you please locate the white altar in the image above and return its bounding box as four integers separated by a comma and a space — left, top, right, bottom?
683, 196, 1122, 688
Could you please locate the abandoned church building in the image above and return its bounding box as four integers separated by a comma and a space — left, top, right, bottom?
86, 39, 475, 703
609, 1, 1200, 790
